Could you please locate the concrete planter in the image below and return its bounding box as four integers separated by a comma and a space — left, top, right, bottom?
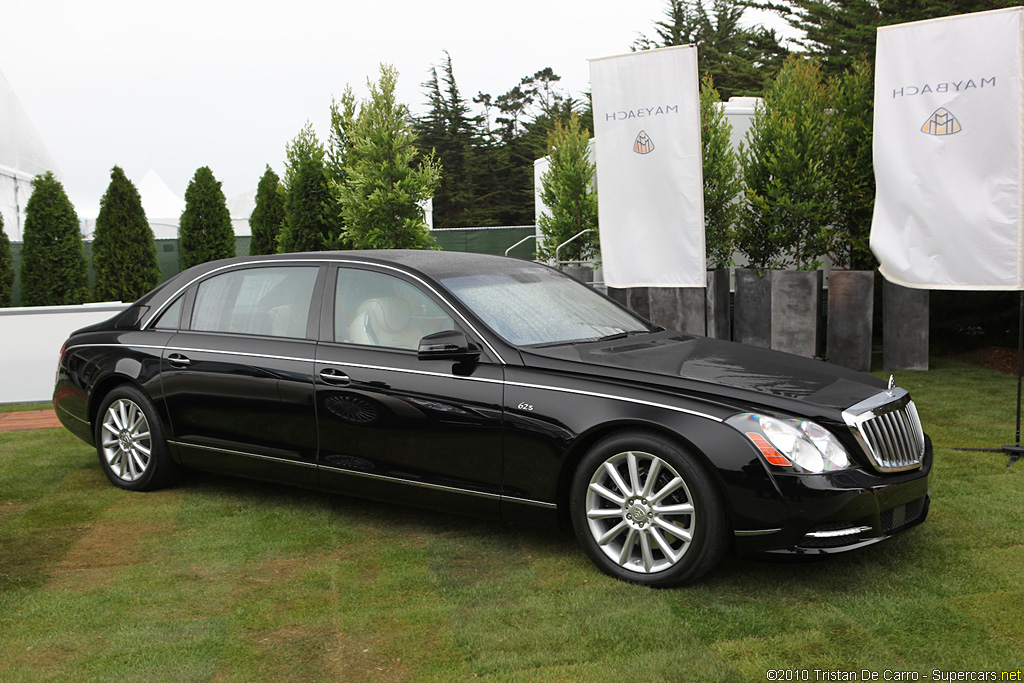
648, 287, 706, 335
771, 270, 823, 358
626, 287, 651, 321
705, 268, 731, 340
733, 269, 772, 348
562, 265, 594, 284
826, 270, 875, 371
883, 279, 929, 370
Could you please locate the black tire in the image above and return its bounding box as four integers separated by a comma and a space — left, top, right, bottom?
570, 430, 729, 586
94, 385, 178, 491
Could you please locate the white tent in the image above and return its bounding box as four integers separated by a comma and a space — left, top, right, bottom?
136, 169, 185, 239
0, 69, 61, 241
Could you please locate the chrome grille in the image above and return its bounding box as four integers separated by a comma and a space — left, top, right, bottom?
842, 390, 925, 473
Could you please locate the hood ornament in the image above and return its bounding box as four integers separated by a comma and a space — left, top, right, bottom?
886, 375, 896, 396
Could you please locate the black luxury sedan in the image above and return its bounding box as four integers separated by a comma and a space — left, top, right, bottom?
53, 251, 931, 586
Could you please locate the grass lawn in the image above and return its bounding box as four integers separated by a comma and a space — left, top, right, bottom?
1, 358, 1022, 681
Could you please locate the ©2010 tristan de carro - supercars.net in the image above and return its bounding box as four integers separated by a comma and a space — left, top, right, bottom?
53, 251, 930, 586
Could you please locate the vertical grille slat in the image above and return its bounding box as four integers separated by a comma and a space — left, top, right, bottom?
847, 397, 925, 473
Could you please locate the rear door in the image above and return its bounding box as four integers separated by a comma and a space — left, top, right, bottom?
159, 262, 326, 486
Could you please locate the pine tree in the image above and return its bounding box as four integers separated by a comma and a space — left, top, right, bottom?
249, 166, 285, 255
0, 214, 12, 307
179, 166, 235, 270
700, 76, 741, 269
19, 172, 89, 306
92, 166, 160, 302
414, 52, 479, 228
636, 0, 789, 98
536, 114, 599, 263
339, 65, 440, 250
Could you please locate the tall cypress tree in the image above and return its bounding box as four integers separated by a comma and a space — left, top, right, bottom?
0, 214, 12, 307
92, 166, 160, 302
249, 166, 285, 255
179, 166, 235, 270
20, 172, 89, 306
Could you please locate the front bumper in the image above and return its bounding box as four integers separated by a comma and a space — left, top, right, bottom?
734, 435, 933, 555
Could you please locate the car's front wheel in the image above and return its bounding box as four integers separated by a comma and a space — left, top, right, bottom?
570, 431, 728, 586
95, 385, 178, 491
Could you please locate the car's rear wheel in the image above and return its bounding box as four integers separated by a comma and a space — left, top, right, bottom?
570, 431, 728, 586
95, 385, 178, 491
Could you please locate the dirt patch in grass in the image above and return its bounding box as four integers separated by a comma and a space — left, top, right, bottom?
324, 631, 412, 682
960, 346, 1020, 375
47, 520, 175, 592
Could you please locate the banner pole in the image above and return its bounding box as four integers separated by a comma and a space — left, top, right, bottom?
1004, 290, 1024, 466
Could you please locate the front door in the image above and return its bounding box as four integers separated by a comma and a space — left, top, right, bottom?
314, 265, 505, 516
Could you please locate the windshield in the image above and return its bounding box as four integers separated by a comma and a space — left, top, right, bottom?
440, 266, 653, 347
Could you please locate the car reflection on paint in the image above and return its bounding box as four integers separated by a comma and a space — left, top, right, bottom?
54, 251, 931, 586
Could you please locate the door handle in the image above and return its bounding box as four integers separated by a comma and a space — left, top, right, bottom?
167, 353, 191, 368
319, 368, 352, 386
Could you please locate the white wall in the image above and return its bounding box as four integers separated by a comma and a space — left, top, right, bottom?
0, 302, 129, 404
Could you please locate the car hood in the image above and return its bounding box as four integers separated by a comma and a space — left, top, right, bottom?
521, 332, 886, 414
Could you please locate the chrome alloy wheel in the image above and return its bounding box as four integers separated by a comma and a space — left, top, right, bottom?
100, 398, 153, 482
584, 450, 696, 575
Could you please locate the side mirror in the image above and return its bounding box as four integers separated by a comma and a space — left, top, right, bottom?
417, 329, 481, 362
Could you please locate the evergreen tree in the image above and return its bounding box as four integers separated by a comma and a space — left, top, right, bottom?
414, 52, 479, 228
0, 214, 12, 307
249, 166, 285, 255
472, 68, 579, 227
281, 157, 335, 252
19, 172, 89, 306
738, 56, 836, 270
339, 65, 440, 250
829, 58, 877, 270
92, 166, 160, 302
283, 121, 326, 189
760, 0, 1018, 76
700, 76, 741, 269
280, 122, 343, 251
636, 0, 789, 98
179, 166, 235, 270
536, 114, 599, 263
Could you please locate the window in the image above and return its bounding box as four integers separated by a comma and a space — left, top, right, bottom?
335, 268, 455, 350
191, 266, 319, 339
152, 297, 184, 330
441, 266, 650, 347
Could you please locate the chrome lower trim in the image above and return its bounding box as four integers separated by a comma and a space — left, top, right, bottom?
169, 440, 318, 469
171, 440, 556, 510
501, 495, 559, 510
734, 528, 783, 537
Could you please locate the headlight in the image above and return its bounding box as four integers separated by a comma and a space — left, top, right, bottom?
726, 413, 851, 474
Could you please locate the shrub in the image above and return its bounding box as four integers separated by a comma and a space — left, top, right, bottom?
19, 172, 89, 306
249, 166, 285, 255
535, 113, 598, 263
179, 166, 235, 270
92, 166, 160, 301
0, 214, 12, 307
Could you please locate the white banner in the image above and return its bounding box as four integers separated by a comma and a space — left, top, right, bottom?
589, 46, 705, 288
871, 7, 1024, 290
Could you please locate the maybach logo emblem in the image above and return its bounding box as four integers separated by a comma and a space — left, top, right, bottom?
921, 107, 962, 136
633, 130, 655, 154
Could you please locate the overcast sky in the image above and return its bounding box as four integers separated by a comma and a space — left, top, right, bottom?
1, 0, 784, 220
